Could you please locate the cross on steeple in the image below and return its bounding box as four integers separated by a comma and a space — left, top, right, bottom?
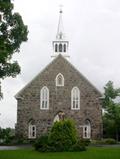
52, 6, 69, 58
56, 5, 65, 40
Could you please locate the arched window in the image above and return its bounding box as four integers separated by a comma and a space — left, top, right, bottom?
71, 87, 80, 110
28, 119, 36, 139
59, 44, 62, 52
56, 73, 64, 86
55, 44, 58, 52
64, 44, 66, 52
83, 119, 91, 139
40, 86, 49, 109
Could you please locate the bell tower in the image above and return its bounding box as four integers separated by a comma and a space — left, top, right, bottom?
52, 7, 69, 58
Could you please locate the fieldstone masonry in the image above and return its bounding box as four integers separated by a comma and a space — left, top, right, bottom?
15, 54, 102, 139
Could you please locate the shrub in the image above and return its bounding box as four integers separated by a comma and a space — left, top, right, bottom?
91, 138, 117, 145
80, 138, 91, 146
14, 135, 30, 145
34, 135, 49, 152
34, 119, 87, 152
103, 138, 117, 144
48, 119, 77, 151
71, 139, 86, 151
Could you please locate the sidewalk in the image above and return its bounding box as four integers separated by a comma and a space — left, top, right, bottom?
0, 145, 32, 150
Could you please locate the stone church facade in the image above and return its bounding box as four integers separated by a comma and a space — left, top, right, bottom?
15, 9, 102, 140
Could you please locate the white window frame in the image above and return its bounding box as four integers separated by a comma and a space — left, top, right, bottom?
83, 125, 91, 139
71, 87, 80, 110
40, 86, 49, 110
56, 73, 64, 86
0, 12, 3, 22
28, 125, 36, 139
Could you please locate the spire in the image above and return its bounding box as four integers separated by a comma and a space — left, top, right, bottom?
56, 5, 65, 40
52, 6, 69, 58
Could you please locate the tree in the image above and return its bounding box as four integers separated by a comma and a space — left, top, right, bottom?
0, 0, 28, 99
0, 127, 15, 144
48, 119, 77, 151
102, 81, 120, 141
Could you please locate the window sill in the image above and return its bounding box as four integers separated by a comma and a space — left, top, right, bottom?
71, 108, 80, 110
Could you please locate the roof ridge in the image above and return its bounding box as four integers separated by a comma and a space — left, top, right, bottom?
15, 54, 102, 99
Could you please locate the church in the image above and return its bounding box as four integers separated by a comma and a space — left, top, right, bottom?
15, 9, 102, 140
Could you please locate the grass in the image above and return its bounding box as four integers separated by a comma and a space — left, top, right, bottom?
0, 147, 120, 159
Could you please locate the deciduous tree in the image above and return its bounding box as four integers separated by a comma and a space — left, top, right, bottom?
102, 81, 120, 141
0, 0, 28, 99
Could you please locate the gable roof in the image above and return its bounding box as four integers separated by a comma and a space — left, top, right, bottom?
15, 54, 102, 99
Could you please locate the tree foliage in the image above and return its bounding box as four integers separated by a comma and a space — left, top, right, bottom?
0, 127, 15, 144
102, 81, 120, 140
0, 0, 28, 98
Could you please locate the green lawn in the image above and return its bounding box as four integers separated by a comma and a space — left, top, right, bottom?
0, 147, 120, 159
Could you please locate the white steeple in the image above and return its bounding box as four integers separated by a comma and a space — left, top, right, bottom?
56, 6, 65, 40
52, 6, 69, 58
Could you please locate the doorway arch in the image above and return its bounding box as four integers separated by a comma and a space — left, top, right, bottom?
53, 111, 65, 123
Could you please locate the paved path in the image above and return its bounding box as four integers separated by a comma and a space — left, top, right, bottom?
0, 145, 32, 150
0, 144, 120, 150
90, 144, 120, 147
